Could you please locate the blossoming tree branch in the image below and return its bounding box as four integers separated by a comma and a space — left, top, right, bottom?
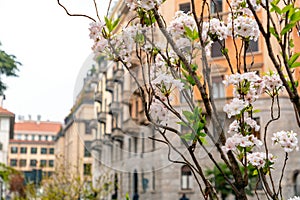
58, 0, 300, 199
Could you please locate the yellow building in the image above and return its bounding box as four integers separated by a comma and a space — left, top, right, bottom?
8, 120, 62, 178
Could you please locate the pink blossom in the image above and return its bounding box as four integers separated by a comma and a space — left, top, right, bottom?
223, 98, 247, 118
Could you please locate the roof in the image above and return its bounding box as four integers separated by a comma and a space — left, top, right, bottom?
15, 121, 62, 133
0, 107, 14, 116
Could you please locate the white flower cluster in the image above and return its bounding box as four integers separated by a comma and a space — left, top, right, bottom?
227, 117, 260, 135
222, 133, 263, 153
262, 71, 283, 95
227, 15, 259, 41
167, 11, 196, 38
272, 130, 299, 153
89, 22, 108, 53
247, 152, 276, 168
125, 0, 163, 11
288, 196, 300, 200
150, 92, 170, 126
209, 18, 228, 40
223, 98, 246, 118
151, 72, 184, 91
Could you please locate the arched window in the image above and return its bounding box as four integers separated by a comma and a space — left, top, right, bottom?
181, 165, 192, 190
293, 170, 300, 196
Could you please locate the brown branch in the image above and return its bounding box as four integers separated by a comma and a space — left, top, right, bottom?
57, 0, 96, 22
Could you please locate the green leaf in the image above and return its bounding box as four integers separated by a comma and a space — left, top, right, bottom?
290, 10, 300, 23
182, 110, 193, 121
288, 52, 300, 66
177, 121, 188, 127
270, 3, 282, 14
180, 133, 195, 141
269, 27, 279, 40
112, 18, 120, 30
280, 23, 296, 35
252, 169, 258, 176
282, 4, 293, 13
291, 62, 300, 68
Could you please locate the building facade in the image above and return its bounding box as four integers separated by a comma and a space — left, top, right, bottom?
55, 70, 96, 184
78, 1, 300, 200
0, 107, 15, 165
8, 119, 62, 179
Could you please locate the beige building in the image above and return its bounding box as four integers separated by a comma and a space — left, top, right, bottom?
85, 0, 300, 200
8, 119, 62, 178
55, 70, 96, 183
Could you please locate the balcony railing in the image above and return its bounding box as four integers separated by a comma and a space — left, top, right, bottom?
109, 102, 121, 115
106, 79, 114, 93
111, 127, 124, 142
122, 118, 140, 136
94, 91, 103, 104
91, 139, 102, 152
97, 112, 106, 124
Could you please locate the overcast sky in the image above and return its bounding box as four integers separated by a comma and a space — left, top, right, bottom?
0, 0, 110, 123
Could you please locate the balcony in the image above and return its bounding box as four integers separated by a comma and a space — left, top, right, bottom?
123, 118, 140, 136
94, 91, 103, 104
97, 112, 106, 124
91, 139, 102, 152
109, 102, 121, 115
113, 68, 124, 83
111, 127, 124, 142
89, 119, 98, 129
106, 79, 114, 93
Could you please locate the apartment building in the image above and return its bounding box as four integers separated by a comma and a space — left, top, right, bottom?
8, 119, 62, 178
86, 1, 300, 200
0, 107, 15, 165
55, 70, 96, 183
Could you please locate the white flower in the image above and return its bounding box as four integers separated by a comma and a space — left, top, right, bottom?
89, 22, 105, 41
272, 130, 299, 153
223, 98, 247, 118
288, 196, 300, 200
247, 152, 275, 168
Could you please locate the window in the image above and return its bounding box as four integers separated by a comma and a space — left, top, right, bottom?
211, 0, 223, 13
83, 163, 92, 175
246, 40, 259, 53
133, 137, 138, 155
48, 160, 54, 167
40, 160, 47, 167
31, 147, 37, 154
38, 135, 42, 141
45, 135, 48, 141
31, 135, 35, 141
211, 41, 224, 58
85, 121, 92, 134
20, 159, 27, 167
128, 138, 132, 158
20, 147, 27, 154
11, 146, 18, 154
24, 134, 28, 140
181, 165, 192, 190
84, 141, 92, 157
179, 3, 191, 13
16, 134, 22, 140
10, 159, 17, 167
41, 148, 47, 154
30, 159, 37, 167
49, 148, 54, 154
294, 171, 300, 196
152, 167, 156, 191
212, 76, 225, 98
